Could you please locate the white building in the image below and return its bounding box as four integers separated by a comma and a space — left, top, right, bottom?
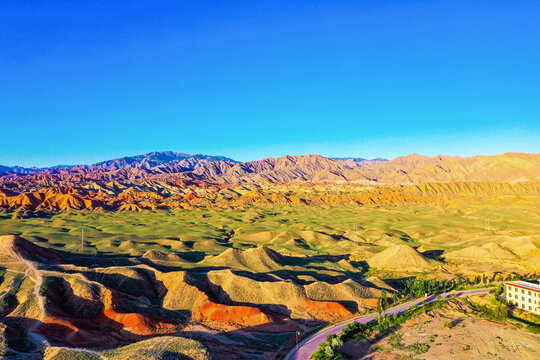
505, 280, 540, 314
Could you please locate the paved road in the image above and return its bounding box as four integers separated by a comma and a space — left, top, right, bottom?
284, 288, 490, 360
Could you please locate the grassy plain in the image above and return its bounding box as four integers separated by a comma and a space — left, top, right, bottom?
0, 200, 539, 359
1, 200, 539, 275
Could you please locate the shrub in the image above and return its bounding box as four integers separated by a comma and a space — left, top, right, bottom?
526, 325, 540, 334
492, 304, 508, 320
324, 345, 334, 358
330, 337, 343, 348
444, 320, 453, 329
406, 342, 429, 354
388, 333, 404, 349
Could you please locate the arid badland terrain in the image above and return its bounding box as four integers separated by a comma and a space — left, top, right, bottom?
0, 151, 539, 359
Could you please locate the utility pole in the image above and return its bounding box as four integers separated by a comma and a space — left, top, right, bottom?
81, 228, 84, 252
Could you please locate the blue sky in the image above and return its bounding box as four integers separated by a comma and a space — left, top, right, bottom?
1, 1, 539, 167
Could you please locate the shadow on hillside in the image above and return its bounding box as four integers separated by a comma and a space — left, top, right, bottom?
284, 253, 350, 266
180, 319, 320, 359
184, 271, 294, 317
0, 280, 20, 318
421, 249, 445, 260
383, 276, 416, 291
55, 251, 140, 268
341, 324, 402, 360
176, 250, 207, 262
3, 316, 173, 350
1, 317, 42, 353
269, 269, 348, 284
81, 268, 166, 306
2, 312, 323, 360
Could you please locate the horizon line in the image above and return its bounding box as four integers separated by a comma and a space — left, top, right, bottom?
2, 150, 539, 169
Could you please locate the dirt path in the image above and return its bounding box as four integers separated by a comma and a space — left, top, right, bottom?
6, 253, 108, 360
11, 252, 49, 350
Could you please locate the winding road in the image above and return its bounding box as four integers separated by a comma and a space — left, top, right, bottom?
284, 287, 490, 360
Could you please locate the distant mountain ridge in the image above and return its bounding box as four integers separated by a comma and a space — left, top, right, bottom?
1, 151, 539, 186
0, 151, 236, 175
0, 165, 39, 174
331, 157, 388, 167
1, 151, 539, 212
186, 152, 540, 184
81, 151, 236, 171
189, 154, 364, 183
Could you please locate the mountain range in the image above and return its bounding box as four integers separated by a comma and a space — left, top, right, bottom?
0, 151, 236, 174
0, 150, 539, 212
1, 151, 539, 186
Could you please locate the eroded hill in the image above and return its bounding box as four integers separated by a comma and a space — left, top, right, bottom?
0, 235, 394, 359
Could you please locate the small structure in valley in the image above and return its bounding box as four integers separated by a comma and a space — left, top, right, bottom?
504, 280, 540, 314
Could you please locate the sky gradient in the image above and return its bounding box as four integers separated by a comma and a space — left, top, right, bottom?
1, 1, 539, 167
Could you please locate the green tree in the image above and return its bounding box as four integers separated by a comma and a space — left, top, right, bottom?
331, 337, 343, 348
492, 304, 509, 320
324, 345, 334, 358
376, 299, 383, 323
381, 291, 388, 310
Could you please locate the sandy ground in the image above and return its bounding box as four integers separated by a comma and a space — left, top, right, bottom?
342, 303, 540, 360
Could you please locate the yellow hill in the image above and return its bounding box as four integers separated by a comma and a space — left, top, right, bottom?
368, 245, 436, 271
203, 246, 286, 272
446, 243, 516, 261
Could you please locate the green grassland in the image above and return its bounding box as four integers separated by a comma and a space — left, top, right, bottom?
0, 201, 538, 360
1, 201, 539, 267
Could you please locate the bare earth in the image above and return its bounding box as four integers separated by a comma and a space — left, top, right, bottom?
343, 301, 540, 360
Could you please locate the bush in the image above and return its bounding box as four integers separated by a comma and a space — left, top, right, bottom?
472, 302, 509, 321
330, 337, 343, 348
526, 324, 540, 334
324, 345, 334, 358
388, 333, 404, 349
311, 334, 345, 360
444, 320, 453, 329
492, 304, 508, 320
406, 342, 429, 354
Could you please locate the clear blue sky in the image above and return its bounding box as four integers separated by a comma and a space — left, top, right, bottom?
1, 1, 539, 167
